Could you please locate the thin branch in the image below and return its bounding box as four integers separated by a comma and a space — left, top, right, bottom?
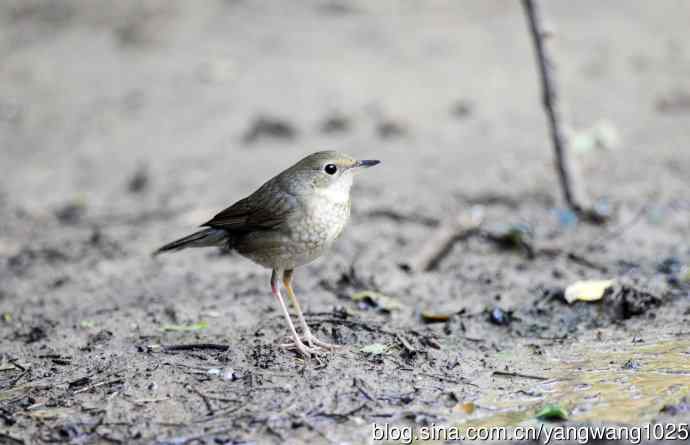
522, 0, 606, 223
146, 343, 230, 353
395, 333, 417, 355
492, 370, 548, 381
400, 207, 484, 273
188, 385, 215, 416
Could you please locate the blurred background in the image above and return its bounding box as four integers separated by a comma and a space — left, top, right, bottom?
2, 0, 688, 221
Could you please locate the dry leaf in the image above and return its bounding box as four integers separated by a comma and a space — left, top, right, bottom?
564, 280, 614, 304
360, 343, 388, 355
421, 311, 452, 323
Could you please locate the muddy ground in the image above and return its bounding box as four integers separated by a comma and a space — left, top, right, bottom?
1, 1, 690, 444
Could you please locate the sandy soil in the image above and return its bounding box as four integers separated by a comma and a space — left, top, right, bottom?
1, 1, 690, 444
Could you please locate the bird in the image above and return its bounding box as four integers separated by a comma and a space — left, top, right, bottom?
154, 151, 380, 358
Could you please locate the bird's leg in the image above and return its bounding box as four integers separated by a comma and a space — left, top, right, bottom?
283, 269, 339, 351
270, 270, 316, 358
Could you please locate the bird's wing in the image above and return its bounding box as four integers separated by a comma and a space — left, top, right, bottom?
201, 184, 297, 232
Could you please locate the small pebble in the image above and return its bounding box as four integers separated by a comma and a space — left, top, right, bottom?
488, 307, 512, 326
622, 359, 641, 370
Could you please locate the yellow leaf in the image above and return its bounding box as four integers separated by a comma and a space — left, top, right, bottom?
564, 280, 614, 304
452, 402, 476, 414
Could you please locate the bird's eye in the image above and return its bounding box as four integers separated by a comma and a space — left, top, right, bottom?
324, 164, 338, 175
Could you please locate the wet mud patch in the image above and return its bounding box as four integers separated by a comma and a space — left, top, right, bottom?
453, 337, 690, 430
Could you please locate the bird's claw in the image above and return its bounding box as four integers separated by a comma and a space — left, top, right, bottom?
280, 333, 339, 358
279, 340, 320, 358
302, 332, 340, 351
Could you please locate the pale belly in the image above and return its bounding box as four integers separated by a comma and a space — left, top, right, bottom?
239, 199, 350, 271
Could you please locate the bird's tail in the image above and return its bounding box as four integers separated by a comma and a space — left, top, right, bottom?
153, 228, 227, 256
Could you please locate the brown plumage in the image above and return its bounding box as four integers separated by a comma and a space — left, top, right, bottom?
154, 151, 380, 358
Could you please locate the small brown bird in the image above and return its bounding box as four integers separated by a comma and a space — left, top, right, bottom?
154, 151, 380, 357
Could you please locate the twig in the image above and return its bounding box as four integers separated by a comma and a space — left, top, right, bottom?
131, 397, 171, 405
73, 378, 124, 394
401, 207, 484, 273
406, 328, 442, 344
395, 333, 417, 355
418, 372, 479, 387
537, 246, 608, 273
200, 393, 243, 404
5, 370, 29, 389
565, 252, 608, 273
482, 228, 536, 259
191, 403, 246, 424
521, 0, 606, 223
8, 360, 27, 372
352, 378, 375, 402
492, 370, 548, 381
147, 343, 230, 353
312, 403, 368, 422
188, 385, 214, 416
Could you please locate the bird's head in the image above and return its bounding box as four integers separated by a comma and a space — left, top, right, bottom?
283, 150, 380, 201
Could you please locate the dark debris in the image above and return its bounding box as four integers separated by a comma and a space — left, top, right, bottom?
242, 115, 297, 144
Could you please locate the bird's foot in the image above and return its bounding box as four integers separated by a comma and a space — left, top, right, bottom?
279, 339, 322, 358
280, 332, 339, 358
301, 331, 340, 351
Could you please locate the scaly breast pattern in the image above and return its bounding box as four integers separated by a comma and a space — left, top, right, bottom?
287, 195, 350, 263
238, 192, 351, 271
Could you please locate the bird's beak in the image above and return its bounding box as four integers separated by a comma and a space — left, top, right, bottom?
356, 159, 381, 168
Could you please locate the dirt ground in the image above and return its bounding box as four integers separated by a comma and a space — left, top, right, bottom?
2, 1, 690, 444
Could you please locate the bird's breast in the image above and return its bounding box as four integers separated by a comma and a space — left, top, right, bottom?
291, 196, 350, 249
236, 195, 350, 270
